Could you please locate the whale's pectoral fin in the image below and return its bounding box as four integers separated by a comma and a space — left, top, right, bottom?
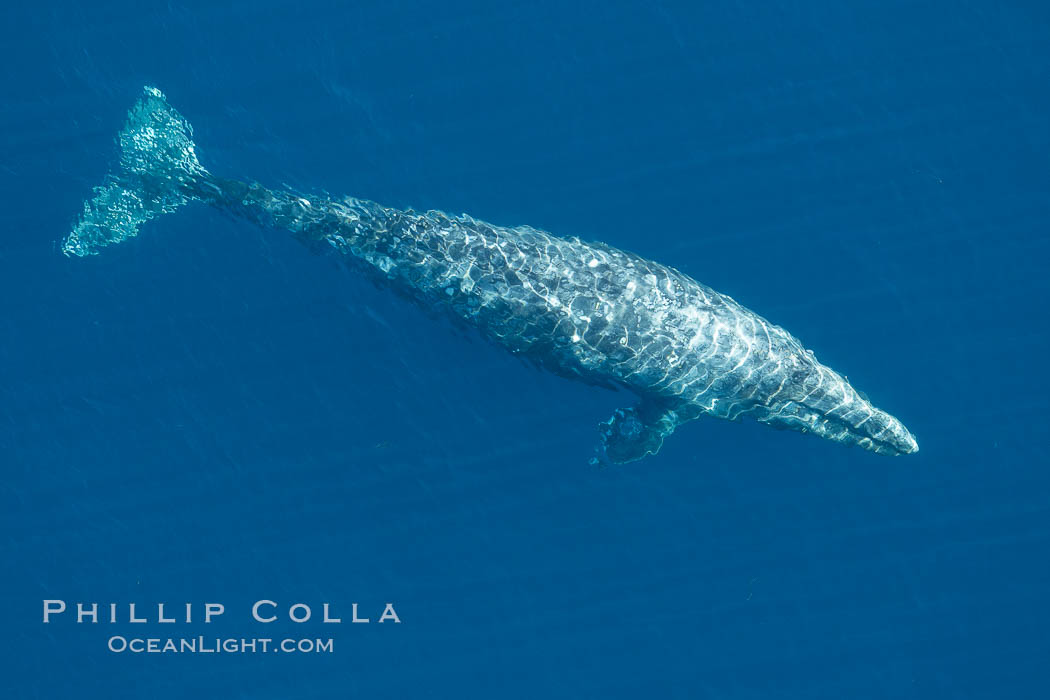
592, 400, 684, 465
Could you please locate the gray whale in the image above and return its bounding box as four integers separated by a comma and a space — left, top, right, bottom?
64, 87, 918, 463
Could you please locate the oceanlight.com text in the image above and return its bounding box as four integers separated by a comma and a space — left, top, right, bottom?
107, 636, 334, 654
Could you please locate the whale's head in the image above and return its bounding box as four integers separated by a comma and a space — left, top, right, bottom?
837, 404, 919, 456
757, 357, 918, 456
762, 396, 918, 456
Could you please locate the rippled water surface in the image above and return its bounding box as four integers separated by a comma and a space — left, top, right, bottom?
2, 2, 1048, 698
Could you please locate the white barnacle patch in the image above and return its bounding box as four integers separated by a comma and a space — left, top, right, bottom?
363, 253, 396, 274
571, 332, 581, 343
587, 258, 599, 268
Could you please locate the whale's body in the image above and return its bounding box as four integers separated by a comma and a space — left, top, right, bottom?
64, 87, 918, 462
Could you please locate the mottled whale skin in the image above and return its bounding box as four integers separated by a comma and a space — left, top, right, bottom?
64, 87, 918, 463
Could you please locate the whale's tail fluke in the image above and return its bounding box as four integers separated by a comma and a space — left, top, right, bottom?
63, 86, 206, 257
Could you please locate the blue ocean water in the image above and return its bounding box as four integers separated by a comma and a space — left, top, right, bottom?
2, 1, 1048, 697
